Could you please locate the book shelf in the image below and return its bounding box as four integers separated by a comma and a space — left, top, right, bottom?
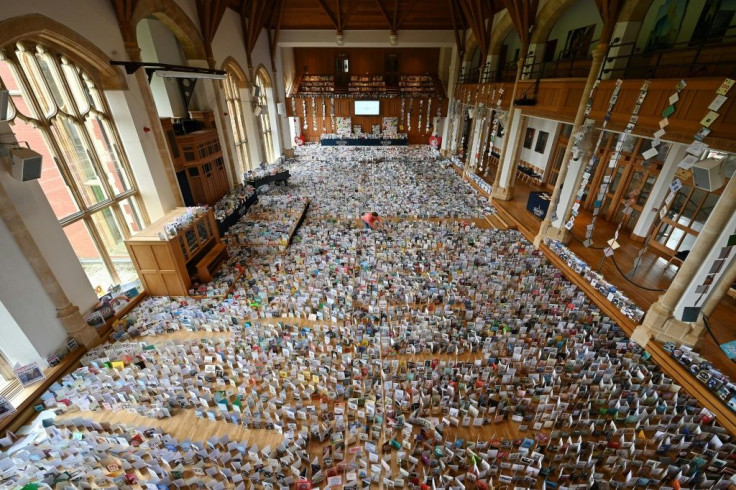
399, 74, 437, 97
348, 74, 386, 95
297, 74, 335, 96
293, 73, 444, 99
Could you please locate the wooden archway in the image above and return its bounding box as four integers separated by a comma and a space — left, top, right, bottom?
0, 14, 126, 90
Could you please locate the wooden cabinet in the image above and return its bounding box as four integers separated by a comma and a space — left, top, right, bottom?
125, 208, 223, 297
165, 128, 230, 206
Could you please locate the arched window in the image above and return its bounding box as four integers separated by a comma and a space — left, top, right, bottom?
223, 71, 251, 172
0, 42, 147, 293
255, 69, 275, 164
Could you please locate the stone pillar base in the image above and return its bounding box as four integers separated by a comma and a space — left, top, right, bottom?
491, 186, 513, 201
629, 325, 653, 348
284, 148, 295, 158
651, 318, 703, 347
535, 222, 571, 246
640, 300, 703, 347
57, 304, 99, 349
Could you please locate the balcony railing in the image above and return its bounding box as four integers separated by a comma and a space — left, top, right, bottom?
458, 25, 736, 86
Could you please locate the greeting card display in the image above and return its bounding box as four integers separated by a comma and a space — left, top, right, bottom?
6, 145, 736, 490
336, 117, 352, 136
382, 117, 398, 137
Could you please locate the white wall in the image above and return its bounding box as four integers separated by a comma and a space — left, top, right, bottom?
546, 0, 603, 60
519, 117, 559, 172
0, 124, 98, 314
0, 300, 46, 369
501, 29, 522, 63
0, 217, 68, 363
137, 19, 188, 117
211, 8, 281, 166
0, 1, 128, 59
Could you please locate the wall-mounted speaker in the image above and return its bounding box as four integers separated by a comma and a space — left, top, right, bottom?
691, 158, 724, 192
10, 147, 43, 181
277, 102, 286, 116
254, 105, 263, 117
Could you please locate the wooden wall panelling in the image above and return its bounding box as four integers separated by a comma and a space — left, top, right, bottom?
462, 77, 736, 152
293, 48, 441, 75
286, 96, 448, 144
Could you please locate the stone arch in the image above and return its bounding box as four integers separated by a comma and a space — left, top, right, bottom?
221, 56, 250, 88
463, 31, 478, 64
618, 0, 654, 24
132, 0, 206, 60
0, 14, 127, 90
255, 64, 273, 88
488, 11, 515, 56
530, 0, 590, 45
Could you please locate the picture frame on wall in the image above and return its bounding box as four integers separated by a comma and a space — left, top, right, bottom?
524, 128, 536, 149
535, 131, 549, 154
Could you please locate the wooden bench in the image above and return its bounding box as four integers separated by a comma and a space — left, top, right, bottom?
196, 242, 228, 283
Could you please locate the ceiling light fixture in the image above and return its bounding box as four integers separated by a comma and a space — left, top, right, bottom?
155, 70, 226, 80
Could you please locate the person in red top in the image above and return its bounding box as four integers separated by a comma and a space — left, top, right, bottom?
361, 212, 382, 230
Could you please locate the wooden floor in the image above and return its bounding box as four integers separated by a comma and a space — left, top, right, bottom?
488, 175, 736, 382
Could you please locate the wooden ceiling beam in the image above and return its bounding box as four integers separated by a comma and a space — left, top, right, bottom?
316, 0, 340, 31
196, 0, 229, 65
110, 0, 138, 46
268, 0, 285, 70
336, 0, 343, 30
448, 0, 466, 57
458, 0, 490, 61
594, 0, 624, 45
396, 0, 421, 30
502, 0, 539, 48
375, 0, 394, 31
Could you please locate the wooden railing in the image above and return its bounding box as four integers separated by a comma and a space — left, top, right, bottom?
457, 77, 736, 153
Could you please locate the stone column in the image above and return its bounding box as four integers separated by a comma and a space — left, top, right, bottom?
491, 109, 525, 200
534, 43, 608, 247
691, 257, 736, 349
126, 43, 184, 207
0, 180, 98, 349
630, 145, 685, 241
632, 175, 736, 347
492, 53, 524, 187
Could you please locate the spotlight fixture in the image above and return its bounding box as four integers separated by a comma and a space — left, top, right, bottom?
389, 32, 398, 46
336, 33, 344, 46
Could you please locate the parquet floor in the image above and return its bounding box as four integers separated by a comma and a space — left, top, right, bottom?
488, 177, 736, 382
